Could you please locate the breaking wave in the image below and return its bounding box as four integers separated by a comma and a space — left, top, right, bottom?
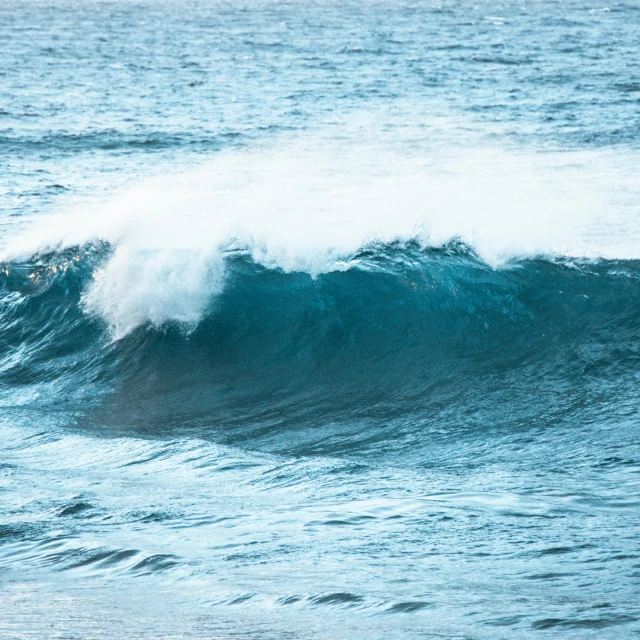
1, 240, 639, 454
3, 134, 640, 338
1, 134, 639, 452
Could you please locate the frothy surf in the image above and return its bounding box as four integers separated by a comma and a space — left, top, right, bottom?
3, 128, 639, 337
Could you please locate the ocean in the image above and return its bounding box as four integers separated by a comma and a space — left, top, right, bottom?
1, 1, 640, 638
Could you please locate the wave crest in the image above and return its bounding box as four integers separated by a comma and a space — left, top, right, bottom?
3, 132, 639, 336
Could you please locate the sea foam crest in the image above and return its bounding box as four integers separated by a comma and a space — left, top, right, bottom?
3, 128, 639, 338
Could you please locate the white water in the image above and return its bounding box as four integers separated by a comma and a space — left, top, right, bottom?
3, 125, 639, 337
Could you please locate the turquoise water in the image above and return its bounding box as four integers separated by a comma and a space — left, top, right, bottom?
1, 1, 640, 638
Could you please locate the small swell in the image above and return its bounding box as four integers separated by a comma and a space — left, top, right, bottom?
309, 592, 364, 607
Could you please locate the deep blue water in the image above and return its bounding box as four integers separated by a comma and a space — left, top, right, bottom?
1, 1, 640, 638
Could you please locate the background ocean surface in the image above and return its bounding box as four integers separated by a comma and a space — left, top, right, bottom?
1, 1, 640, 638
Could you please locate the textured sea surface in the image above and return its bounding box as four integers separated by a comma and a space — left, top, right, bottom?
1, 1, 640, 638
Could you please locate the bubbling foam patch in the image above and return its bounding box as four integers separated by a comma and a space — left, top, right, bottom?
3, 128, 639, 337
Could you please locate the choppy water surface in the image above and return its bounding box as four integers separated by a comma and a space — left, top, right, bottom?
1, 1, 640, 638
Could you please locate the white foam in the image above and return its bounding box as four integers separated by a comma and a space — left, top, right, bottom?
3, 123, 639, 337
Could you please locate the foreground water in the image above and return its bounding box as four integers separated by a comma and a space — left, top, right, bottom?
1, 1, 640, 638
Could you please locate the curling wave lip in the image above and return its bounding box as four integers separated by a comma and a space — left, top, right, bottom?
2, 135, 639, 337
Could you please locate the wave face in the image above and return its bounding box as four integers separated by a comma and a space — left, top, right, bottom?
2, 243, 640, 454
